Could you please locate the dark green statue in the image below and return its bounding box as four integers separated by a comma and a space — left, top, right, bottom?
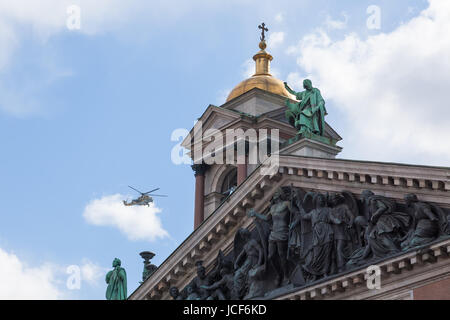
284, 79, 327, 136
105, 258, 127, 300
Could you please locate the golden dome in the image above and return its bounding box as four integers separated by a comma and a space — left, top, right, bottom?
226, 75, 295, 102
226, 40, 295, 102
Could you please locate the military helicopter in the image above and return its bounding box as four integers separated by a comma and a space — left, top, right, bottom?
123, 186, 167, 207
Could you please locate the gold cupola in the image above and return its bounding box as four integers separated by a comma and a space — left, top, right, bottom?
226, 25, 295, 102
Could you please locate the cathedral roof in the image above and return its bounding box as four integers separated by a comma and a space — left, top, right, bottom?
226, 40, 295, 102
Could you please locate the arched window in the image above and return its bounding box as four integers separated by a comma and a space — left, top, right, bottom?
220, 167, 237, 198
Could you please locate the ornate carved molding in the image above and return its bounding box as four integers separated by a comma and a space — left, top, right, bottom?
191, 163, 209, 177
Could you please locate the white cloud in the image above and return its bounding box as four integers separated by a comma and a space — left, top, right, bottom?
268, 31, 285, 48
0, 0, 246, 116
0, 1, 103, 116
286, 29, 331, 56
0, 0, 161, 117
0, 0, 304, 117
80, 258, 106, 286
242, 58, 255, 78
0, 247, 107, 299
0, 0, 139, 38
0, 247, 63, 299
291, 0, 450, 165
83, 194, 169, 242
324, 12, 348, 30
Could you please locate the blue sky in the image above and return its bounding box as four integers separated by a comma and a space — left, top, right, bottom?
1, 0, 449, 299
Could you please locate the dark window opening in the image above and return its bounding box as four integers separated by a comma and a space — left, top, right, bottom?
220, 168, 237, 199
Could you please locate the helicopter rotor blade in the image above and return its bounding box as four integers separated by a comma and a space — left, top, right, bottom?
143, 188, 160, 194
148, 194, 168, 197
128, 185, 144, 194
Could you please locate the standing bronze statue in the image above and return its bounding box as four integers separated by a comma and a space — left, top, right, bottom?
248, 188, 292, 286
287, 187, 306, 261
105, 258, 127, 300
328, 192, 359, 272
298, 193, 342, 281
284, 79, 327, 136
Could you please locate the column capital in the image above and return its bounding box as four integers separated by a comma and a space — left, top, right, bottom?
191, 163, 209, 177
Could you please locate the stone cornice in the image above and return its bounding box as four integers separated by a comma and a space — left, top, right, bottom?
280, 137, 343, 156
181, 105, 242, 149
278, 155, 449, 205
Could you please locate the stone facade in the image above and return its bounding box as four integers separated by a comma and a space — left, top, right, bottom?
129, 153, 450, 300
129, 84, 449, 301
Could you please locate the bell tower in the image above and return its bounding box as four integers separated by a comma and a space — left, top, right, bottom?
182, 24, 342, 229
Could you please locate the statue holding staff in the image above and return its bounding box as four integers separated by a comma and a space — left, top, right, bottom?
284, 79, 327, 136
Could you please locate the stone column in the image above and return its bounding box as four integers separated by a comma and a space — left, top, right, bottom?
192, 164, 208, 229
237, 158, 247, 185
